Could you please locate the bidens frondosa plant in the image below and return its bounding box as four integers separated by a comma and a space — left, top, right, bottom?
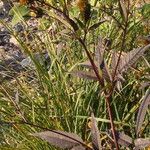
1, 0, 150, 150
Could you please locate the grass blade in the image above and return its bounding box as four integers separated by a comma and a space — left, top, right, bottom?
136, 89, 150, 135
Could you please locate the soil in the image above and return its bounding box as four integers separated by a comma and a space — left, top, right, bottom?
0, 1, 50, 83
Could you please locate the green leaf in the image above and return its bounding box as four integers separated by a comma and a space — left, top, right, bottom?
74, 17, 85, 29
141, 4, 150, 18
38, 18, 51, 30
9, 5, 30, 26
88, 19, 106, 31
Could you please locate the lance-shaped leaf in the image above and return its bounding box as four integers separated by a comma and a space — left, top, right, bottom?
80, 60, 93, 69
88, 19, 106, 31
79, 37, 112, 82
134, 138, 150, 150
136, 89, 150, 135
43, 3, 78, 31
70, 71, 98, 81
95, 37, 105, 67
111, 50, 128, 75
91, 113, 102, 150
111, 51, 118, 76
80, 37, 105, 70
119, 0, 127, 21
111, 51, 126, 73
118, 44, 150, 74
116, 132, 133, 147
32, 130, 85, 149
100, 60, 112, 82
110, 50, 127, 83
76, 62, 112, 82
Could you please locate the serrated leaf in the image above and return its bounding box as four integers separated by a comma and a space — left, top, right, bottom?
79, 61, 112, 82
79, 37, 112, 82
111, 51, 126, 90
95, 37, 112, 81
80, 37, 105, 69
111, 51, 118, 76
134, 138, 150, 150
88, 20, 106, 31
32, 130, 84, 149
70, 71, 98, 81
98, 38, 112, 81
91, 113, 102, 150
136, 89, 150, 135
116, 132, 132, 147
95, 37, 105, 67
119, 44, 150, 74
111, 50, 127, 74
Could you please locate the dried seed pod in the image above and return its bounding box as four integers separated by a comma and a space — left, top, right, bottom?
19, 0, 28, 5
76, 0, 91, 23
